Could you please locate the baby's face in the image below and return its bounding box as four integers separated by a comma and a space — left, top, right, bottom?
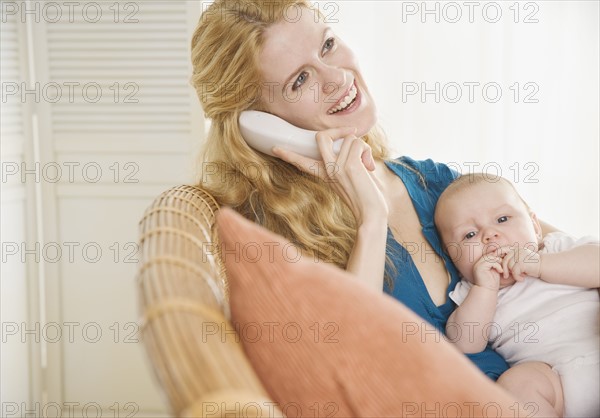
435, 180, 542, 286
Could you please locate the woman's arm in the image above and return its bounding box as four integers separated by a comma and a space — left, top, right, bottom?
346, 220, 387, 290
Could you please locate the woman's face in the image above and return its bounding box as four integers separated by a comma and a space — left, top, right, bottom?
259, 7, 377, 136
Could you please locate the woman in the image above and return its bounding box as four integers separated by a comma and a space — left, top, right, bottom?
191, 0, 563, 415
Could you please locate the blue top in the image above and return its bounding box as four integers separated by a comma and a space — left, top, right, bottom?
383, 156, 509, 380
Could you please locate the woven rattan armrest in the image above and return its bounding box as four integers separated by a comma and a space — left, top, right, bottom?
137, 185, 279, 417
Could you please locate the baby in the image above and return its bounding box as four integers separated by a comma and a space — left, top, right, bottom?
434, 173, 599, 418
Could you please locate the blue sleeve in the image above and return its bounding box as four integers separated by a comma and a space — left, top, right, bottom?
466, 350, 510, 381
397, 156, 459, 192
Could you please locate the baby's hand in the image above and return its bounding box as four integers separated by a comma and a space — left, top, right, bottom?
498, 245, 541, 281
472, 253, 503, 291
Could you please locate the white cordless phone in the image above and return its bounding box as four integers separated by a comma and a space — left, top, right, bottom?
238, 110, 342, 160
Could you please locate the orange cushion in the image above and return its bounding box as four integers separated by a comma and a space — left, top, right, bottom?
217, 207, 521, 417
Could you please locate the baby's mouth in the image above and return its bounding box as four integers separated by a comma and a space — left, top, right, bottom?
483, 243, 503, 257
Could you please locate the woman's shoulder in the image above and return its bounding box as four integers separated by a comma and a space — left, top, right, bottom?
386, 156, 459, 188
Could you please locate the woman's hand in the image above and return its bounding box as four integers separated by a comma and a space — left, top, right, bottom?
272, 126, 388, 227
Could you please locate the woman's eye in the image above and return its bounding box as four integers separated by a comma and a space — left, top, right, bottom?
465, 231, 476, 240
292, 71, 308, 90
497, 216, 508, 223
292, 38, 335, 90
322, 37, 335, 55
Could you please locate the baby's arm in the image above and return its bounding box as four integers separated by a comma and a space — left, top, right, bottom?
501, 243, 600, 288
539, 244, 599, 288
447, 255, 502, 353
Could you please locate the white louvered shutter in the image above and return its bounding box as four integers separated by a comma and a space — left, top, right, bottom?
46, 2, 196, 152
2, 1, 203, 415
1, 7, 34, 409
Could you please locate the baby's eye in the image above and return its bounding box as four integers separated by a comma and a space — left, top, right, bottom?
464, 231, 476, 240
497, 216, 508, 223
293, 71, 308, 90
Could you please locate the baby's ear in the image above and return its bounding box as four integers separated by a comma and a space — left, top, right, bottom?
530, 211, 543, 241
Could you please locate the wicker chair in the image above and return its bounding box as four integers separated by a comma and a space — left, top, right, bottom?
137, 185, 282, 417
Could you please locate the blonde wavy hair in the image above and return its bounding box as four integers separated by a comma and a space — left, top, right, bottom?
190, 0, 399, 284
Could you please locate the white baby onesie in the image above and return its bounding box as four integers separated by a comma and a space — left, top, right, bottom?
449, 232, 599, 417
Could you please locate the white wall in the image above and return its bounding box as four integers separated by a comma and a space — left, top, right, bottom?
331, 1, 599, 238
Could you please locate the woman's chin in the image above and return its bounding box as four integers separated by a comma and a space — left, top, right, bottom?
346, 110, 378, 138
359, 119, 377, 137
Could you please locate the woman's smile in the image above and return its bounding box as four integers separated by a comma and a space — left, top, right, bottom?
327, 81, 359, 115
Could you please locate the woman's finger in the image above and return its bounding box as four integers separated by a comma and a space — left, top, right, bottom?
354, 139, 375, 171
337, 136, 375, 172
316, 126, 356, 165
330, 135, 356, 170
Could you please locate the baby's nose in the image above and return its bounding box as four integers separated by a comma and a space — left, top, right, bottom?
484, 231, 499, 242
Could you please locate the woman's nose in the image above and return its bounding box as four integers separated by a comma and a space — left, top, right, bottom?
321, 67, 346, 95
